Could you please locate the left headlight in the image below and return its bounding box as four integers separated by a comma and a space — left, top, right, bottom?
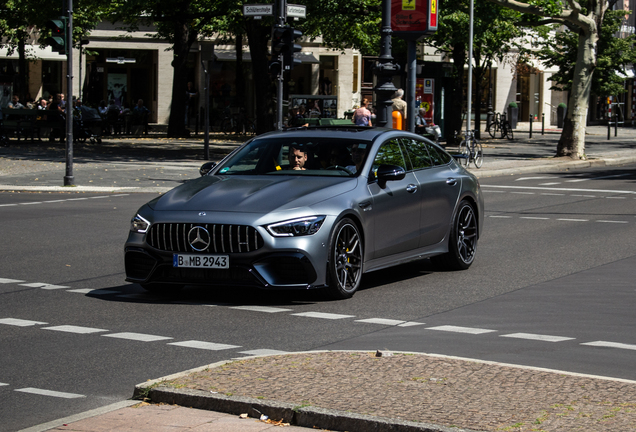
266, 216, 326, 237
130, 214, 150, 233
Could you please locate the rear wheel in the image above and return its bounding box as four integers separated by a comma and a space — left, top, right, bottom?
505, 124, 514, 140
487, 121, 498, 138
473, 142, 483, 168
458, 142, 470, 167
326, 219, 363, 299
431, 200, 478, 270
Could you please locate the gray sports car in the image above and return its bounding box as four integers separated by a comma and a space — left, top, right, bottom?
125, 126, 483, 299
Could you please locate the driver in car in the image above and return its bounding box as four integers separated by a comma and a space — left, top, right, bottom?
288, 145, 308, 170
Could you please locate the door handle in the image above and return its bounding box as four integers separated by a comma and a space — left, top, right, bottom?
446, 178, 458, 186
406, 184, 418, 193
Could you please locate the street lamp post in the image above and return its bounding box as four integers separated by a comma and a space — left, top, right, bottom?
64, 0, 74, 186
374, 0, 399, 127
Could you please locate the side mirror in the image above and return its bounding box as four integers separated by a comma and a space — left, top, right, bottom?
199, 161, 217, 176
376, 164, 406, 186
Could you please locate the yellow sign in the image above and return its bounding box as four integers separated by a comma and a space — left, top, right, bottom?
431, 0, 437, 13
402, 0, 416, 10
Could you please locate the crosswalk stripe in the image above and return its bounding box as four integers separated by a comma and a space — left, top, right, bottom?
19, 282, 69, 290
43, 325, 108, 334
292, 312, 356, 320
581, 341, 636, 351
426, 325, 496, 335
355, 318, 406, 326
102, 332, 173, 342
0, 318, 48, 327
167, 340, 241, 350
230, 306, 292, 313
500, 333, 575, 342
0, 278, 25, 284
15, 387, 85, 399
397, 322, 426, 327
0, 382, 8, 386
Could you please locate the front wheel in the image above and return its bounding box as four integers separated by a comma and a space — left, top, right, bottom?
487, 122, 497, 138
473, 142, 483, 168
431, 201, 478, 271
326, 219, 363, 299
505, 124, 514, 140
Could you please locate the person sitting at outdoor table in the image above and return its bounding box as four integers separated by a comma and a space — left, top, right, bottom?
7, 94, 25, 109
47, 94, 65, 141
415, 108, 441, 142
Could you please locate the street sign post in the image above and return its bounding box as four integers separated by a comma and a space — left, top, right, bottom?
243, 4, 274, 17
287, 4, 306, 19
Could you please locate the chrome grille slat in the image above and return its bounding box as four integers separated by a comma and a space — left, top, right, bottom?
148, 223, 262, 254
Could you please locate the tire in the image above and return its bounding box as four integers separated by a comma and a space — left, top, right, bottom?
473, 142, 483, 168
487, 122, 497, 138
431, 201, 478, 271
326, 218, 363, 299
458, 142, 470, 167
506, 125, 514, 140
140, 283, 184, 295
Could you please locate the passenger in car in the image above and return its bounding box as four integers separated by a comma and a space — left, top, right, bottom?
346, 143, 367, 174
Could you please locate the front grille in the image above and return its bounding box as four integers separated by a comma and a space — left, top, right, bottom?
147, 223, 264, 253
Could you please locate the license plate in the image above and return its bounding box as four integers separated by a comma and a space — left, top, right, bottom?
173, 254, 229, 269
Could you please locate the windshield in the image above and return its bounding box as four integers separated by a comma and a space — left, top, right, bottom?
215, 137, 371, 177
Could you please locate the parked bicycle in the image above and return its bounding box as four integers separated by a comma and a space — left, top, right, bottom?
458, 129, 483, 168
486, 112, 514, 140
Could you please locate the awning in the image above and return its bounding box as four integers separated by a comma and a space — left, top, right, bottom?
213, 49, 319, 64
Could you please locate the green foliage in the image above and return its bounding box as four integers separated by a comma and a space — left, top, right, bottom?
532, 10, 636, 96
508, 101, 518, 108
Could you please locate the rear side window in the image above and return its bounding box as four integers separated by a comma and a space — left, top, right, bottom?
427, 143, 452, 165
401, 138, 433, 170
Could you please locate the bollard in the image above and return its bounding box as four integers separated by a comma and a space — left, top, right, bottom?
615, 112, 618, 137
608, 119, 611, 140
541, 113, 545, 135
529, 114, 533, 139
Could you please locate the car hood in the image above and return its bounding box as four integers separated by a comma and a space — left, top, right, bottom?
150, 175, 357, 213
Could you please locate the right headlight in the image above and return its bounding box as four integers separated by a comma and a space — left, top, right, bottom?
266, 216, 326, 237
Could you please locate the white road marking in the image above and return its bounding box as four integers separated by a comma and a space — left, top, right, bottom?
67, 198, 89, 201
480, 185, 636, 195
15, 388, 85, 399
541, 193, 565, 196
355, 318, 406, 326
167, 340, 241, 350
20, 202, 43, 205
510, 192, 535, 195
516, 176, 557, 181
539, 182, 561, 186
102, 332, 173, 342
0, 382, 8, 386
597, 220, 628, 224
0, 278, 25, 283
0, 318, 48, 327
230, 306, 293, 313
43, 325, 108, 334
500, 333, 575, 342
238, 349, 289, 356
520, 217, 550, 220
571, 194, 597, 197
292, 312, 356, 320
0, 204, 18, 207
426, 325, 496, 335
556, 218, 589, 222
67, 288, 119, 295
398, 322, 426, 327
489, 215, 513, 218
581, 341, 636, 351
19, 282, 69, 290
606, 196, 626, 199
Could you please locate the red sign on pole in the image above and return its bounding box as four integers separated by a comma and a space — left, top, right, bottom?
391, 0, 438, 36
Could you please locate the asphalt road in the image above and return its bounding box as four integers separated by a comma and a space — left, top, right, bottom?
1, 163, 636, 431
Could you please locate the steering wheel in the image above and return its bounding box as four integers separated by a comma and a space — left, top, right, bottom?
325, 165, 354, 175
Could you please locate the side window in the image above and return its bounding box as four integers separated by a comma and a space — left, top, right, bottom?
371, 139, 408, 179
402, 138, 433, 170
373, 139, 407, 169
427, 142, 452, 166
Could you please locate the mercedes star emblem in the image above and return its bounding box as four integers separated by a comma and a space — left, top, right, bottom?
188, 226, 211, 251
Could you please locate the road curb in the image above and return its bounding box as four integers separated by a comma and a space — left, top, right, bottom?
139, 386, 480, 432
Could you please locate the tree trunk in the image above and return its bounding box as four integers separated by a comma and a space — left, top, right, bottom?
447, 43, 467, 146
556, 29, 597, 159
18, 39, 28, 102
245, 20, 275, 134
167, 19, 197, 138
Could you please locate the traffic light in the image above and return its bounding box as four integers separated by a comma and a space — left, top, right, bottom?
282, 27, 303, 71
45, 18, 66, 55
271, 25, 287, 58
